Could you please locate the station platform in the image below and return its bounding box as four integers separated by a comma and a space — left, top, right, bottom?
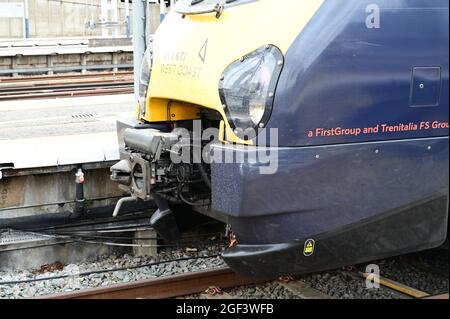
0, 94, 137, 220
0, 45, 133, 58
0, 94, 134, 169
0, 37, 132, 57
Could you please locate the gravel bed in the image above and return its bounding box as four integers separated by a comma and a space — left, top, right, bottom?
0, 243, 226, 299
0, 243, 447, 299
181, 282, 303, 299
300, 270, 403, 299
301, 249, 448, 299
225, 282, 302, 299
374, 251, 449, 295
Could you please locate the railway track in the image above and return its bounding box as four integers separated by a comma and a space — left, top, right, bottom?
40, 267, 270, 299
37, 265, 448, 300
0, 72, 133, 101
1, 224, 447, 300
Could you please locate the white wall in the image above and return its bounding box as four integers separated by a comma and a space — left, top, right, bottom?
0, 0, 153, 38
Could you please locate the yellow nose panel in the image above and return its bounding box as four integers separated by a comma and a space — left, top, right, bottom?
144, 0, 324, 143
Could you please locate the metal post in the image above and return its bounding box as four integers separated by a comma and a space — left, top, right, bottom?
81, 54, 87, 75
133, 0, 147, 102
125, 0, 131, 38
74, 168, 86, 218
23, 0, 29, 39
47, 54, 54, 75
112, 52, 118, 72
160, 0, 166, 22
11, 55, 19, 77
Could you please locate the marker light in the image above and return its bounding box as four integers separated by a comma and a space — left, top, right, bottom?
219, 45, 284, 140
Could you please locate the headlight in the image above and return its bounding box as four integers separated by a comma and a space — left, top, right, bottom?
219, 45, 284, 140
138, 41, 153, 118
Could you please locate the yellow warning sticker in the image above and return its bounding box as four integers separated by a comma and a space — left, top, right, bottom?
303, 239, 315, 257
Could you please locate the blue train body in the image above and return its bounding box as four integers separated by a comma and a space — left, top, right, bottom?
270, 0, 449, 147
217, 0, 449, 275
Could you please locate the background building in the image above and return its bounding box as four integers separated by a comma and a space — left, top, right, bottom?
0, 0, 166, 39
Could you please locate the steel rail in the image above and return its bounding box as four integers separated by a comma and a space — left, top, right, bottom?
0, 83, 133, 95
0, 78, 133, 90
0, 87, 133, 101
40, 267, 270, 299
0, 64, 134, 76
0, 82, 133, 94
0, 71, 133, 83
360, 271, 431, 298
0, 72, 134, 100
422, 293, 449, 300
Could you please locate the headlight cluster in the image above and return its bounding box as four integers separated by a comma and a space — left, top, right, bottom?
219, 45, 284, 140
138, 41, 153, 118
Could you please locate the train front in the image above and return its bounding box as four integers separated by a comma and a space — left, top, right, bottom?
111, 0, 450, 277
